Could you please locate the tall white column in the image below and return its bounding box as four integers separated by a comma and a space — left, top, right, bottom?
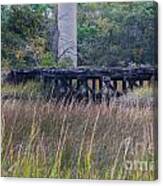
58, 3, 77, 67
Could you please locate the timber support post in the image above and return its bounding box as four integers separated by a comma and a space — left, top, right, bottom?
92, 78, 96, 102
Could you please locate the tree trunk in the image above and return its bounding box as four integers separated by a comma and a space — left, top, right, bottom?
58, 3, 77, 67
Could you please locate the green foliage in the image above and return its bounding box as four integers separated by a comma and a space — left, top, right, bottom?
58, 57, 74, 68
40, 53, 74, 68
78, 1, 157, 67
1, 4, 55, 69
40, 52, 55, 67
134, 85, 153, 98
1, 2, 157, 68
1, 81, 43, 99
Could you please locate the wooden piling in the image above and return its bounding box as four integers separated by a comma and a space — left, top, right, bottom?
98, 77, 103, 102
129, 80, 133, 91
122, 80, 127, 94
92, 78, 96, 102
113, 81, 117, 91
139, 80, 143, 87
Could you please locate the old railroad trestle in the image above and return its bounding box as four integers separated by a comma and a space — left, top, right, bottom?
8, 66, 158, 103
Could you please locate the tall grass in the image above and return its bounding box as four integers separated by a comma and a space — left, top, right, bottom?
1, 95, 157, 180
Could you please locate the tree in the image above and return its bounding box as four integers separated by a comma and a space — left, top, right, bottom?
1, 4, 54, 68
1, 2, 157, 69
78, 1, 157, 67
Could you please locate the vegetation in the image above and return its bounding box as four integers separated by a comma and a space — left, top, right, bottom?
1, 81, 43, 99
1, 2, 157, 180
1, 2, 157, 68
1, 5, 53, 68
78, 2, 157, 66
1, 93, 157, 179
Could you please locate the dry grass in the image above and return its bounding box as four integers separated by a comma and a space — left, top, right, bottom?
1, 92, 157, 180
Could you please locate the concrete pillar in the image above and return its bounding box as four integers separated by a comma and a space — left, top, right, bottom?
58, 3, 77, 67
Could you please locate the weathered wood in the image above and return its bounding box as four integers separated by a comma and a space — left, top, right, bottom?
77, 79, 80, 91
139, 80, 144, 87
98, 77, 103, 103
129, 80, 134, 91
113, 81, 117, 91
8, 66, 157, 82
84, 78, 89, 100
92, 78, 96, 102
122, 80, 127, 93
5, 66, 158, 102
68, 78, 72, 87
